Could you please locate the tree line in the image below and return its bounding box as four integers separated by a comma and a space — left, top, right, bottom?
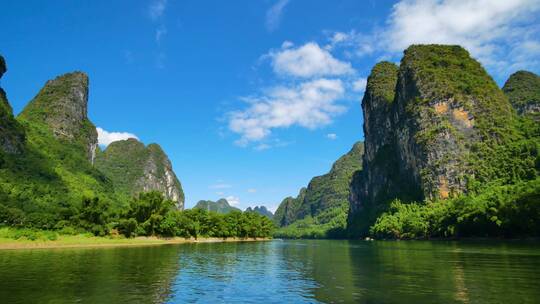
0, 191, 275, 239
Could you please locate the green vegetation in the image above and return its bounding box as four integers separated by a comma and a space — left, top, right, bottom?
365, 61, 398, 103
274, 204, 348, 238
502, 70, 540, 116
370, 178, 540, 239
274, 142, 363, 238
193, 198, 241, 214
0, 191, 274, 241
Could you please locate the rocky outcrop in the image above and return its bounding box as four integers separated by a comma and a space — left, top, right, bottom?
348, 45, 518, 236
274, 142, 364, 228
18, 72, 98, 162
349, 63, 403, 227
193, 198, 241, 213
0, 55, 25, 155
245, 206, 273, 219
503, 70, 540, 118
95, 138, 185, 209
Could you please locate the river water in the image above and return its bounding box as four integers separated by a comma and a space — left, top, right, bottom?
0, 240, 539, 303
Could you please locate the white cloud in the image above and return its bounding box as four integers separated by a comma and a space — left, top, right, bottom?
97, 127, 138, 147
226, 196, 240, 206
325, 30, 376, 57
228, 78, 346, 145
155, 25, 167, 44
209, 183, 232, 189
352, 78, 367, 92
149, 0, 167, 20
254, 143, 271, 151
270, 42, 355, 78
383, 0, 540, 68
247, 188, 257, 193
266, 0, 290, 32
326, 133, 337, 140
216, 191, 225, 196
281, 41, 294, 49
332, 0, 540, 75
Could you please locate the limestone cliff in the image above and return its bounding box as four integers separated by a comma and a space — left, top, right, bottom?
349, 63, 404, 229
0, 55, 25, 154
503, 70, 540, 118
95, 138, 185, 209
349, 45, 519, 236
18, 72, 98, 163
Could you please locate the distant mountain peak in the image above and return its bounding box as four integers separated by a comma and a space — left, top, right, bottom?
193, 198, 241, 214
245, 206, 273, 219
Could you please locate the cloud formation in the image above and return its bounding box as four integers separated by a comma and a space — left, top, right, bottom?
155, 25, 167, 44
266, 0, 290, 32
352, 78, 367, 92
149, 0, 167, 20
209, 183, 232, 189
229, 78, 345, 145
326, 133, 337, 140
226, 196, 240, 206
331, 0, 540, 75
270, 42, 355, 78
97, 127, 138, 147
386, 0, 539, 69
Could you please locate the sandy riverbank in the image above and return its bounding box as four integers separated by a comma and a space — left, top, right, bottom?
0, 235, 271, 250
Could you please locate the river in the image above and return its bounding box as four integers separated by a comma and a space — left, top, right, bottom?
0, 240, 539, 303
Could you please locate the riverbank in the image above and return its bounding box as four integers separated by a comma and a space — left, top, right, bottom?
0, 233, 270, 250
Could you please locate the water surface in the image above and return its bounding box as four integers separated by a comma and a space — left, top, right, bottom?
0, 240, 539, 303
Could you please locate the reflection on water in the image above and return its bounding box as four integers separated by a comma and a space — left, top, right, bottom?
0, 240, 539, 303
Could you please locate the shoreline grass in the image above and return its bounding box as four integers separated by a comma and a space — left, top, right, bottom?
0, 228, 270, 250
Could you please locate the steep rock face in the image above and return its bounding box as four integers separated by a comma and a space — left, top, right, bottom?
0, 55, 25, 154
349, 45, 518, 236
193, 198, 241, 213
503, 70, 540, 118
95, 139, 185, 209
274, 142, 364, 228
19, 72, 98, 162
393, 45, 514, 200
349, 63, 402, 224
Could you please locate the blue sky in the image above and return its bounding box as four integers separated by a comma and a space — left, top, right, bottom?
1, 0, 539, 211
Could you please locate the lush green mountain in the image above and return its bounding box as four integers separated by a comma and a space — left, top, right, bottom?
193, 199, 241, 214
0, 56, 185, 230
95, 139, 185, 209
502, 70, 540, 119
1, 69, 118, 227
274, 142, 364, 238
245, 206, 273, 219
348, 45, 540, 238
